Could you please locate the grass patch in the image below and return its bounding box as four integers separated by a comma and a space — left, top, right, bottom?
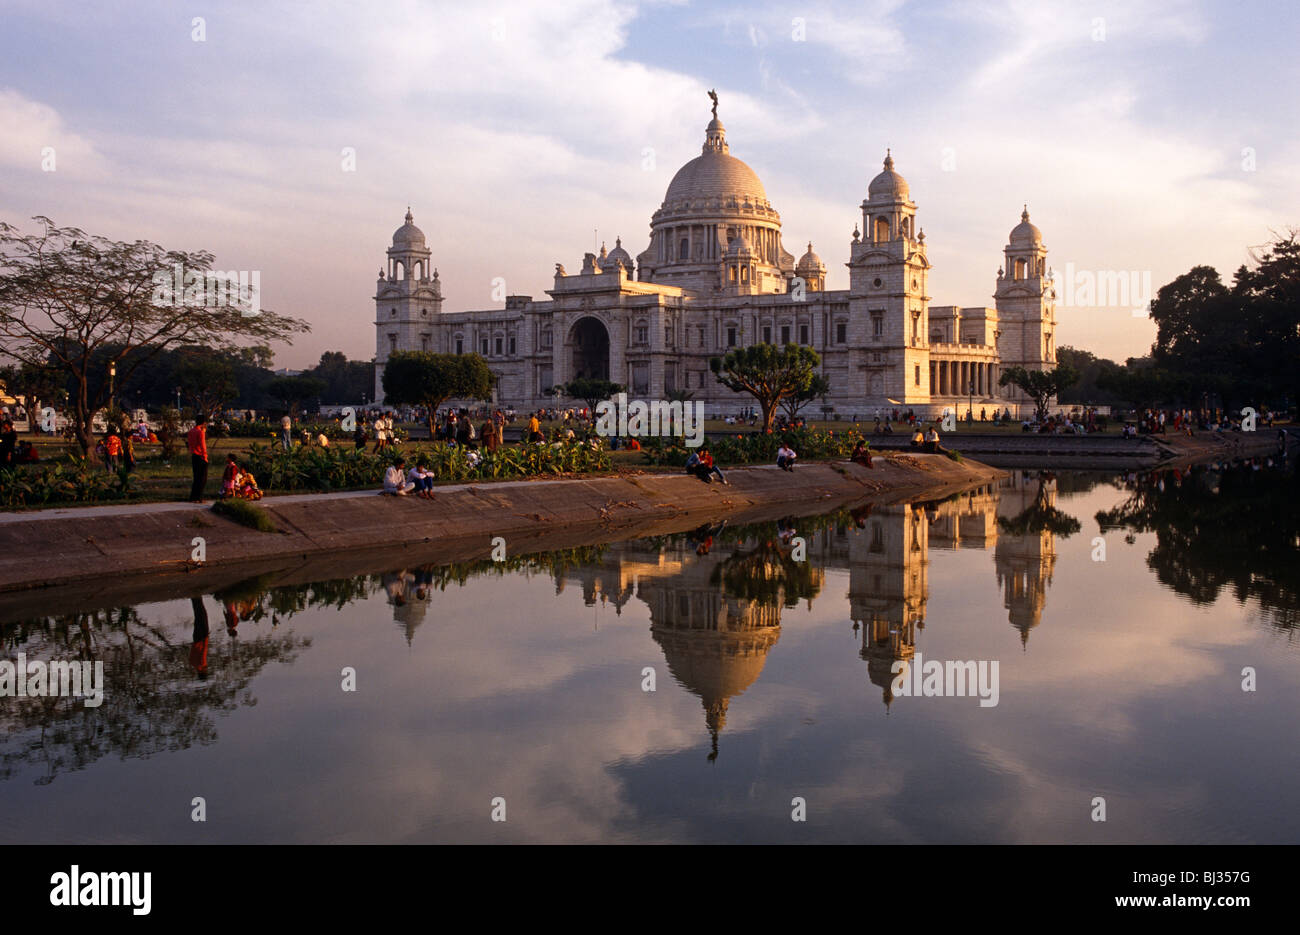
211, 498, 279, 533
945, 448, 964, 462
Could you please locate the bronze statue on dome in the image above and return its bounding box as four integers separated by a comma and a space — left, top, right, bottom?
708, 88, 718, 119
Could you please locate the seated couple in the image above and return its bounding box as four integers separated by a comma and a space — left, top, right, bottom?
383, 457, 437, 499
909, 426, 942, 453
219, 455, 263, 500
850, 439, 874, 468
684, 447, 728, 485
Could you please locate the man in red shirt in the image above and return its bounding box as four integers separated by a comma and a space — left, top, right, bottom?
187, 415, 209, 502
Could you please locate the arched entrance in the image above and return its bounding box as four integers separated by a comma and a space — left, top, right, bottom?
568, 316, 610, 382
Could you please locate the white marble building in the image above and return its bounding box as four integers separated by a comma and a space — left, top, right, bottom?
373, 103, 1057, 418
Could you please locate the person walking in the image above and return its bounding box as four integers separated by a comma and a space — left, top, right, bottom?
279, 413, 292, 450
188, 415, 209, 502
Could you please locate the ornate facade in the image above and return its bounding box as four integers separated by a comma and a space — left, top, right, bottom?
374, 102, 1057, 416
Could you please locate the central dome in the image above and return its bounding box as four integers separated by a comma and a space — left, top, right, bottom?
660, 118, 770, 208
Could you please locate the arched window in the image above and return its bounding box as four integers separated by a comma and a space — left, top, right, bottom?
1015, 258, 1028, 280
901, 217, 911, 239
679, 238, 689, 260
875, 217, 890, 242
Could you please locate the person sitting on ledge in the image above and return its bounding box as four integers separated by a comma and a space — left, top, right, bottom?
910, 427, 924, 448
383, 457, 416, 495
850, 439, 874, 468
406, 458, 436, 500
776, 443, 797, 471
692, 446, 727, 484
238, 468, 263, 500
923, 425, 941, 453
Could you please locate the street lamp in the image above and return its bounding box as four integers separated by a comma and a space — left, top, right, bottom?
175, 386, 182, 412
108, 360, 116, 404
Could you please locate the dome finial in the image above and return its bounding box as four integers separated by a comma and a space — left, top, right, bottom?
405, 206, 413, 223
708, 87, 719, 119
1022, 204, 1029, 222
884, 148, 893, 170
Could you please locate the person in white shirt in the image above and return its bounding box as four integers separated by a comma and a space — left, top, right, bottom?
405, 459, 435, 499
776, 444, 797, 471
383, 458, 416, 495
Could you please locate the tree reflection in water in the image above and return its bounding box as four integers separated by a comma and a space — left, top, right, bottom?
0, 591, 312, 786
1095, 458, 1298, 630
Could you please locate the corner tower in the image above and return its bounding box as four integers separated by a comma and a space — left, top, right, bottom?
374, 208, 443, 403
848, 152, 931, 406
994, 207, 1057, 382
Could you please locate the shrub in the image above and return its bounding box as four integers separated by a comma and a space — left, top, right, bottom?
0, 463, 138, 508
211, 498, 279, 532
238, 439, 612, 492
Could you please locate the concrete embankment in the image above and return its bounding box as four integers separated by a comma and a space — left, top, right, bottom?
855, 430, 1290, 469
0, 453, 1002, 617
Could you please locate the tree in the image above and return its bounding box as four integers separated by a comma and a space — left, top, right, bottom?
558, 377, 624, 415
171, 347, 238, 420
1096, 358, 1188, 411
266, 375, 327, 417
1146, 232, 1300, 411
0, 217, 307, 453
779, 372, 831, 420
305, 350, 374, 404
381, 351, 494, 436
710, 343, 821, 433
998, 364, 1079, 422
0, 360, 65, 421
1054, 346, 1124, 406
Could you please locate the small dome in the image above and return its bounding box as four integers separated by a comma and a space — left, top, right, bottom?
726, 234, 753, 257
392, 207, 426, 248
1010, 206, 1042, 244
796, 242, 825, 272
868, 150, 909, 201
605, 236, 633, 268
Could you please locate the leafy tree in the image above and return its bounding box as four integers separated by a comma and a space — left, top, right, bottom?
1096, 358, 1189, 411
558, 377, 624, 415
381, 351, 494, 436
1054, 346, 1124, 406
0, 361, 65, 420
0, 217, 307, 452
305, 350, 374, 404
1146, 231, 1300, 411
710, 343, 821, 433
266, 375, 327, 417
998, 364, 1079, 422
779, 372, 831, 420
171, 347, 238, 420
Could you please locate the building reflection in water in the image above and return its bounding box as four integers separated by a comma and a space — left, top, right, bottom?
550, 472, 1069, 753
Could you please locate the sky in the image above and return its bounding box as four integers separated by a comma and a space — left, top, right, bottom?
2, 0, 1297, 369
